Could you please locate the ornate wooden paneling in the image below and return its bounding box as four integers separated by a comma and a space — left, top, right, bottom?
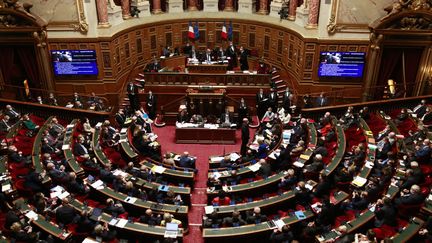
47, 19, 369, 97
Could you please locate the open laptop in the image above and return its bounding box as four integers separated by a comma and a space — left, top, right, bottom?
164, 223, 179, 238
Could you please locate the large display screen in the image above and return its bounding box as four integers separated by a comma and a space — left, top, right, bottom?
318, 52, 365, 78
51, 50, 98, 76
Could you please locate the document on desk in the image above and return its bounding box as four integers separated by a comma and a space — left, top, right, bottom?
125, 196, 137, 204
25, 210, 38, 220
274, 219, 286, 230
121, 128, 128, 133
109, 218, 119, 226
294, 211, 306, 220
210, 156, 224, 163
248, 163, 261, 172
1, 183, 11, 192
116, 218, 128, 228
91, 180, 104, 189
61, 144, 70, 150
230, 153, 240, 161
352, 176, 367, 187
58, 191, 70, 200
204, 205, 214, 214
152, 165, 167, 174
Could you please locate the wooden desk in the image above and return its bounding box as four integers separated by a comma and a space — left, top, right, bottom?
144, 72, 271, 87
356, 118, 376, 179
89, 181, 188, 218
186, 64, 228, 73
324, 119, 346, 176
32, 116, 53, 183
203, 191, 348, 241
14, 199, 71, 241
390, 217, 424, 242
119, 127, 138, 159
69, 198, 184, 240
176, 127, 236, 144
63, 119, 85, 177
140, 160, 195, 182
92, 125, 111, 166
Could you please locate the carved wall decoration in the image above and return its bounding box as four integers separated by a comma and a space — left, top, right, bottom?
24, 0, 88, 33
327, 0, 393, 34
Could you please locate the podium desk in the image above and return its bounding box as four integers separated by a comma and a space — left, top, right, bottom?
186, 63, 228, 73
176, 126, 236, 144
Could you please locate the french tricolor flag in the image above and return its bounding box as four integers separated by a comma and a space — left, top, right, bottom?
221, 22, 228, 40
188, 21, 195, 40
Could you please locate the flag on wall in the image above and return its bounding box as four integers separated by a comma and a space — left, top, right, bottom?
221, 22, 228, 40
188, 21, 195, 39
194, 21, 200, 40
228, 21, 233, 41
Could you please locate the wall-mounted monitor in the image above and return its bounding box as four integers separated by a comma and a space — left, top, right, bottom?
51, 50, 98, 76
318, 52, 365, 78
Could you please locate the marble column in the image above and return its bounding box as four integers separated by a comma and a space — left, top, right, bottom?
306, 0, 319, 28
96, 0, 110, 28
257, 0, 268, 14
188, 0, 198, 11
121, 0, 132, 19
288, 0, 297, 20
152, 0, 163, 13
224, 0, 234, 11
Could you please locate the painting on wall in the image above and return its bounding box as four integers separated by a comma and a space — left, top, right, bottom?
327, 0, 393, 34
25, 0, 88, 33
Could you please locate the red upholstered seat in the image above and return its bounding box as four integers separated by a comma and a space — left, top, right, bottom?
14, 178, 31, 194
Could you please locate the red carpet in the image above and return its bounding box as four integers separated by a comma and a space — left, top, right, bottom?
153, 125, 253, 242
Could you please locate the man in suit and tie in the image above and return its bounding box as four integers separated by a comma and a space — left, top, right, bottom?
282, 88, 292, 112
239, 46, 249, 71
316, 92, 328, 107
146, 90, 157, 120
183, 42, 192, 57
225, 41, 237, 70
267, 88, 278, 112
241, 118, 250, 156
203, 48, 214, 64
4, 105, 20, 123
215, 46, 225, 61
220, 107, 234, 128
256, 88, 267, 120
413, 99, 428, 118
115, 109, 126, 127
127, 82, 139, 112
0, 115, 11, 133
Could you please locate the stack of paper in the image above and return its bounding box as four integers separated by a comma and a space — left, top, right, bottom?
352, 176, 367, 187
91, 180, 104, 189
1, 183, 11, 192
210, 157, 224, 163
151, 166, 167, 174
248, 163, 261, 172
25, 210, 38, 220
116, 218, 128, 228
204, 205, 214, 214
230, 153, 240, 161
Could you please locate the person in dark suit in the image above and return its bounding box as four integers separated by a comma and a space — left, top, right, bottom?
115, 108, 126, 127
127, 82, 139, 111
183, 42, 192, 57
5, 105, 20, 122
4, 206, 21, 230
8, 145, 29, 166
269, 224, 294, 243
202, 48, 214, 63
225, 41, 237, 70
146, 90, 157, 120
178, 151, 195, 169
92, 223, 117, 242
104, 198, 126, 216
215, 46, 226, 61
315, 198, 336, 227
140, 209, 161, 226
258, 159, 272, 178
421, 107, 432, 124
246, 207, 267, 224
238, 98, 249, 125
295, 181, 312, 205
395, 184, 424, 206
239, 46, 249, 71
223, 210, 247, 227
0, 115, 11, 133
415, 139, 431, 162
316, 92, 328, 107
56, 198, 79, 225
313, 173, 331, 198
281, 88, 292, 112
413, 99, 428, 118
148, 58, 161, 72
375, 197, 398, 227
240, 118, 250, 156
177, 109, 189, 123
76, 209, 96, 234
267, 89, 278, 112
47, 93, 58, 106
256, 88, 267, 120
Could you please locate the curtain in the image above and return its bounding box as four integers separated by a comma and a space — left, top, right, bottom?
376, 48, 403, 99
16, 46, 41, 91
0, 46, 15, 85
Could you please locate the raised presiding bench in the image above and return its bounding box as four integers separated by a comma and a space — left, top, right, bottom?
176, 123, 236, 144
186, 63, 228, 73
